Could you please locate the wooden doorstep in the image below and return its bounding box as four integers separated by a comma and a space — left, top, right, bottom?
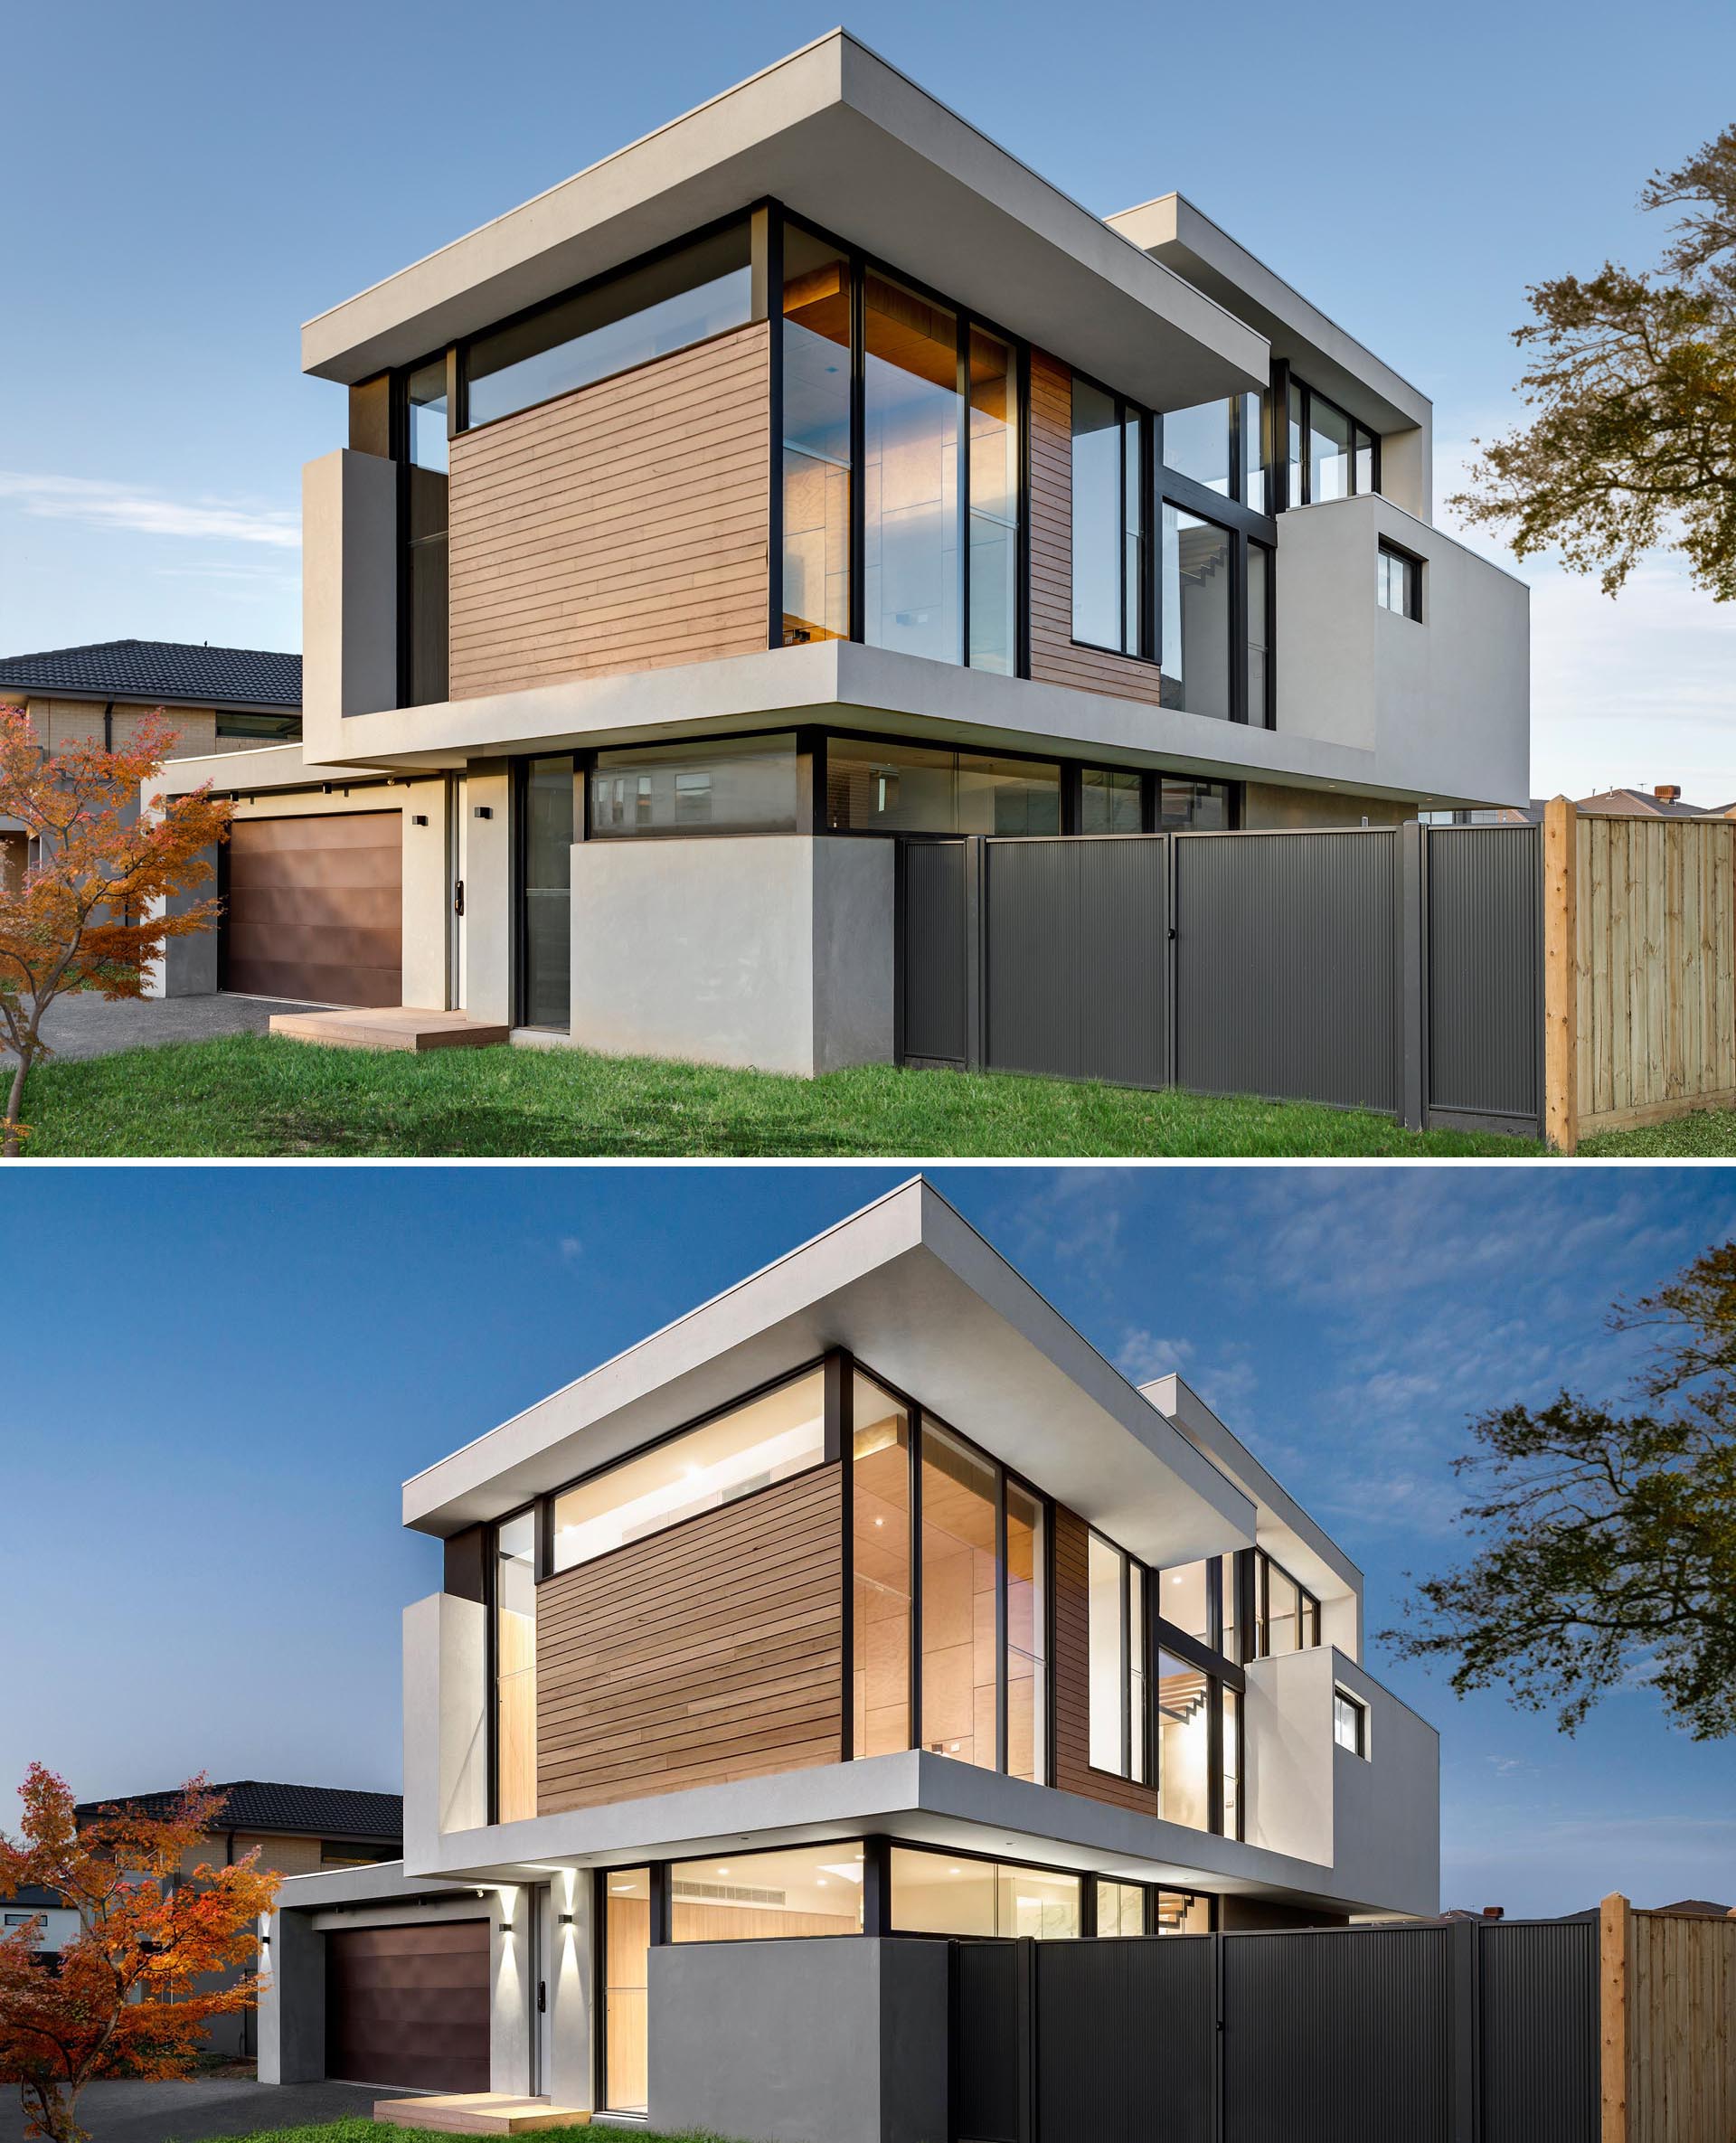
269, 1006, 509, 1053
374, 2096, 590, 2135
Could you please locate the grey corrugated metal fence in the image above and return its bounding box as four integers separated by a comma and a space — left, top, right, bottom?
948, 1918, 1597, 2143
896, 824, 1544, 1138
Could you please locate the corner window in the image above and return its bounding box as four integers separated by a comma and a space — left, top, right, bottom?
549, 1365, 826, 1572
1252, 1549, 1322, 1658
825, 736, 1059, 835
1088, 1534, 1146, 1781
890, 1846, 1080, 1939
589, 734, 800, 837
670, 1843, 864, 1939
1163, 392, 1265, 511
1334, 1687, 1368, 1757
1377, 542, 1422, 620
781, 228, 853, 648
1286, 375, 1380, 507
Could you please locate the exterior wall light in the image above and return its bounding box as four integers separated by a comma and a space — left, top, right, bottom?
473, 806, 493, 820
558, 1913, 574, 1925
499, 1921, 514, 1935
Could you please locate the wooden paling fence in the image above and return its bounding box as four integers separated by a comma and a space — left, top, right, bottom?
1546, 801, 1736, 1151
1601, 1893, 1736, 2143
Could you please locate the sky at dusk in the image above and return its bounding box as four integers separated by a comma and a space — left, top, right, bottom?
4, 1163, 1732, 1920
5, 0, 1736, 802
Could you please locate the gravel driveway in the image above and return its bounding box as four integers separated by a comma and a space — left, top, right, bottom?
2, 994, 319, 1064
0, 2076, 393, 2143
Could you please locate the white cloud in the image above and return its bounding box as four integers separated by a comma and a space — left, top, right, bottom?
1116, 1329, 1194, 1383
0, 471, 300, 551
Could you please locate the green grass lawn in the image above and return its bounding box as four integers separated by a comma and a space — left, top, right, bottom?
1577, 1108, 1736, 1157
189, 2125, 705, 2143
12, 1033, 1553, 1159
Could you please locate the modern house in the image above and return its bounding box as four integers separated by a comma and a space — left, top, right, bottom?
1, 638, 301, 892
258, 1180, 1439, 2132
148, 31, 1528, 1062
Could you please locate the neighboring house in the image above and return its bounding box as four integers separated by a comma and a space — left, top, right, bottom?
1576, 784, 1708, 818
1, 639, 301, 891
0, 1883, 80, 1957
149, 30, 1528, 1048
257, 1178, 1439, 2122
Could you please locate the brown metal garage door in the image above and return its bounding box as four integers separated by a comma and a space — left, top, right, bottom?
325, 1919, 489, 2091
222, 812, 401, 1005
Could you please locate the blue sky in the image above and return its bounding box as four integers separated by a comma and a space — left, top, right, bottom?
3, 1164, 1732, 1918
5, 0, 1736, 802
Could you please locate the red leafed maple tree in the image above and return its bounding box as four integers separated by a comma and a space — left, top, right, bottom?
0, 707, 231, 1156
0, 1766, 279, 2143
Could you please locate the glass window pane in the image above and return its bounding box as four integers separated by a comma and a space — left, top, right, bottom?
1163, 400, 1231, 494
1266, 1563, 1300, 1656
551, 1368, 826, 1572
1098, 1880, 1146, 1937
1161, 1561, 1211, 1648
920, 1422, 999, 1769
1157, 776, 1232, 831
968, 328, 1018, 675
998, 1863, 1080, 1940
1122, 412, 1144, 656
1088, 1534, 1124, 1774
1246, 542, 1270, 728
1156, 1651, 1210, 1830
1006, 1483, 1045, 1785
782, 228, 852, 648
1302, 1595, 1321, 1649
404, 361, 449, 704
1219, 1552, 1239, 1662
1287, 380, 1304, 505
670, 1843, 864, 1940
1071, 380, 1121, 649
603, 1868, 651, 2113
1080, 766, 1143, 835
407, 360, 448, 473
863, 272, 961, 664
1222, 1687, 1241, 1838
1156, 1890, 1212, 1934
853, 1376, 911, 1758
825, 738, 1057, 835
1354, 425, 1376, 496
1334, 1689, 1365, 1755
523, 756, 574, 1031
589, 735, 798, 837
1128, 1562, 1146, 1784
1309, 394, 1353, 504
495, 1513, 536, 1824
467, 224, 752, 427
1241, 392, 1267, 514
890, 1846, 996, 1936
1160, 506, 1232, 721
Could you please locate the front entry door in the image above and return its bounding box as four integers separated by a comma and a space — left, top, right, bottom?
448, 776, 467, 1011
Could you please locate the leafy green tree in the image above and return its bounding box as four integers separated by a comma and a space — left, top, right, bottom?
1383, 1241, 1736, 1738
1451, 127, 1736, 599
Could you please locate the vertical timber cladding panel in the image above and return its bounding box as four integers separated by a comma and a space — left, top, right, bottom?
984, 840, 1167, 1086
1026, 352, 1168, 705
952, 1942, 1022, 2143
1175, 831, 1399, 1112
1222, 1927, 1454, 2143
1425, 826, 1542, 1126
1478, 1921, 1599, 2143
535, 1465, 843, 1812
447, 322, 771, 701
1034, 1939, 1214, 2143
901, 840, 969, 1067
1052, 1507, 1158, 1817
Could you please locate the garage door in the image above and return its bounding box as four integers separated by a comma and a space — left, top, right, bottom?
222, 812, 401, 1005
325, 1919, 489, 2091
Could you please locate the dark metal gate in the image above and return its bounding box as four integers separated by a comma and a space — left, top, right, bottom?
1424, 826, 1543, 1139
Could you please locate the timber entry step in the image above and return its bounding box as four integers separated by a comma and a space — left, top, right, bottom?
373, 2096, 590, 2134
269, 1006, 508, 1052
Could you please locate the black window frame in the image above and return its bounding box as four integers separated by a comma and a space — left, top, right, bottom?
1333, 1685, 1369, 1758
1251, 1548, 1322, 1659
389, 348, 458, 713
484, 1500, 539, 1828
1377, 539, 1424, 622
1278, 363, 1382, 511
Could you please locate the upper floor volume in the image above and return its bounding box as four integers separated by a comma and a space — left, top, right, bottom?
297, 28, 1527, 827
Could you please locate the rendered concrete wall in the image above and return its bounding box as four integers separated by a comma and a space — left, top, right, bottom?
568, 835, 894, 1076
401, 1593, 486, 1872
302, 449, 398, 765
648, 1937, 949, 2143
545, 1868, 595, 2110
1276, 495, 1529, 808
490, 1886, 532, 2096
257, 1902, 324, 2085
460, 760, 514, 1026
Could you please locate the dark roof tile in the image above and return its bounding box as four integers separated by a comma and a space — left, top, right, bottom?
73, 1780, 401, 1841
0, 639, 300, 710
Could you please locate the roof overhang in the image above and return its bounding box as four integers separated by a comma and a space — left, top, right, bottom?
1106, 194, 1429, 435
402, 1178, 1255, 1570
302, 33, 1268, 411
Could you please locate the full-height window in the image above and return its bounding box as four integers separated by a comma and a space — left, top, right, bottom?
967, 330, 1019, 674
403, 358, 449, 707
601, 1867, 651, 2113
1286, 376, 1379, 507
1088, 1534, 1146, 1781
920, 1421, 998, 1768
1071, 381, 1142, 654
864, 274, 962, 664
493, 1512, 536, 1823
1247, 542, 1272, 723
1160, 505, 1233, 720
550, 1367, 826, 1572
853, 1376, 913, 1757
521, 756, 575, 1030
1156, 1651, 1211, 1829
781, 229, 853, 647
1005, 1484, 1047, 1784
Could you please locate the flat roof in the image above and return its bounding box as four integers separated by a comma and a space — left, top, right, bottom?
302, 31, 1267, 411
402, 1177, 1256, 1572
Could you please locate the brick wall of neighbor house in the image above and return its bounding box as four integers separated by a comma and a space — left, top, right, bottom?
0, 696, 288, 759
447, 320, 772, 702
535, 1464, 844, 1813
1028, 351, 1171, 710
1052, 1504, 1160, 1818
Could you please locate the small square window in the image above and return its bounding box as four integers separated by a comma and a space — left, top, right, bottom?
1334, 1687, 1369, 1758
1377, 543, 1421, 620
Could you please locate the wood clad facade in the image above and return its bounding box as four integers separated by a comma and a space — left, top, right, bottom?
1028, 349, 1166, 710
446, 321, 771, 702
535, 1464, 844, 1813
1051, 1504, 1158, 1817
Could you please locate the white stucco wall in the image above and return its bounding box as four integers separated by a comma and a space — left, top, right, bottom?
401, 1592, 486, 1872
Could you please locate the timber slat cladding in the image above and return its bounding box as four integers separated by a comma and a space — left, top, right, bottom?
536, 1464, 843, 1812
1052, 1505, 1158, 1817
447, 322, 771, 701
1028, 351, 1170, 709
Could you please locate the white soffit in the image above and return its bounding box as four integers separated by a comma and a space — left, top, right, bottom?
302, 33, 1267, 410
403, 1178, 1254, 1566
1107, 194, 1429, 435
